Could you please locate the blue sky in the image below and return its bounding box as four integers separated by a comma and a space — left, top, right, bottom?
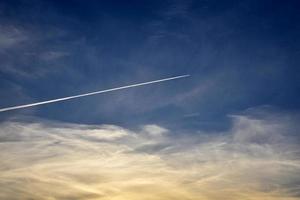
1, 0, 299, 129
0, 1, 300, 199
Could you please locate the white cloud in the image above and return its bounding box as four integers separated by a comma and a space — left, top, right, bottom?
142, 124, 168, 136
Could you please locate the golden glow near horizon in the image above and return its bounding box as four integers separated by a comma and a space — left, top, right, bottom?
0, 114, 300, 200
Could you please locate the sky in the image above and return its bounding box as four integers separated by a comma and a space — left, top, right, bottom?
0, 0, 300, 199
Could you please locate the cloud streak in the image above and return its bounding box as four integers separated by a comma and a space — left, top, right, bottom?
0, 109, 299, 199
0, 75, 190, 113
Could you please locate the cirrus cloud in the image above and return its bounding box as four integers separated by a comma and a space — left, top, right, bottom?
0, 109, 299, 200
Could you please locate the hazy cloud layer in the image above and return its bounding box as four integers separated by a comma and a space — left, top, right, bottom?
0, 109, 299, 200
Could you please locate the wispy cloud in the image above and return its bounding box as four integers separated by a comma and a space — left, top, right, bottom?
0, 25, 27, 49
0, 22, 70, 79
0, 108, 299, 199
146, 0, 192, 43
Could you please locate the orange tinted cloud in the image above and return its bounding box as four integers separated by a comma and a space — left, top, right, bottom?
0, 112, 299, 200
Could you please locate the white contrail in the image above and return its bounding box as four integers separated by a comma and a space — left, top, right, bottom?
0, 75, 190, 113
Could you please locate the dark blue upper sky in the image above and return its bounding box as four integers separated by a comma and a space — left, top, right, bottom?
0, 0, 299, 131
